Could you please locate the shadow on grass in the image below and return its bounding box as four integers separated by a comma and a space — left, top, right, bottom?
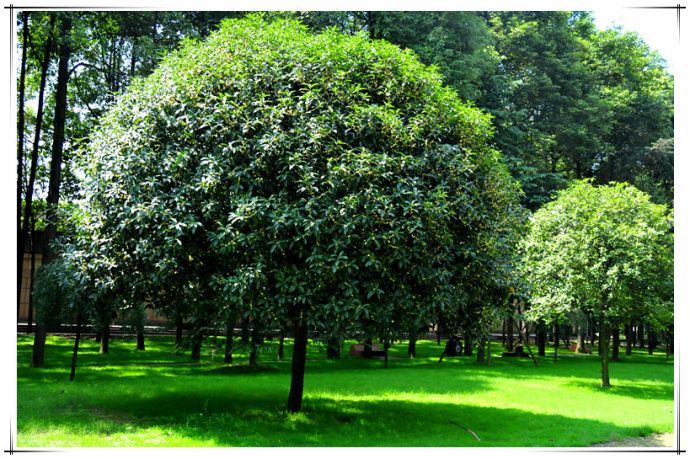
17, 390, 656, 447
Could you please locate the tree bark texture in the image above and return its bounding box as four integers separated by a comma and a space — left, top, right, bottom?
278, 334, 284, 360
249, 326, 261, 365
537, 321, 547, 356
43, 15, 73, 264
476, 335, 486, 363
191, 334, 202, 361
287, 317, 308, 413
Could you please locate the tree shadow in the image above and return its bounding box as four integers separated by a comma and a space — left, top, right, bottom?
17, 391, 662, 447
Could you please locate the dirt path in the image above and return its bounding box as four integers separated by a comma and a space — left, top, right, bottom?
593, 432, 675, 448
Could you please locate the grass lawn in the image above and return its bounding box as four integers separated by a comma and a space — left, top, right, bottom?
17, 334, 674, 447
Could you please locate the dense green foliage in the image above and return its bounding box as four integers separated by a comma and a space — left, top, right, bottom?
69, 14, 521, 408
17, 335, 673, 447
521, 181, 673, 384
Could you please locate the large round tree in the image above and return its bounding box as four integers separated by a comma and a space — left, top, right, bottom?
522, 180, 673, 387
74, 15, 521, 412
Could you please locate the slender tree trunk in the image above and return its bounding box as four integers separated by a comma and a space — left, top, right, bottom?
136, 330, 145, 351
191, 334, 202, 361
31, 323, 47, 367
600, 321, 611, 388
100, 324, 110, 354
507, 316, 514, 351
287, 316, 308, 413
16, 12, 30, 317
43, 15, 72, 265
278, 334, 284, 360
224, 323, 233, 364
20, 14, 54, 322
554, 323, 559, 363
625, 323, 632, 356
648, 328, 656, 355
407, 332, 417, 358
27, 213, 37, 333
537, 321, 546, 356
69, 312, 82, 381
95, 331, 102, 343
631, 324, 637, 347
501, 319, 506, 346
612, 324, 620, 361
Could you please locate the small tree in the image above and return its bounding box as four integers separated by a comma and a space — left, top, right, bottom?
522, 181, 673, 387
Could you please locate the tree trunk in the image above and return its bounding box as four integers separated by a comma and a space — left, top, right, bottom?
191, 335, 202, 361
537, 321, 546, 356
407, 333, 417, 358
612, 324, 620, 361
287, 316, 308, 413
94, 331, 102, 343
278, 334, 284, 360
100, 325, 110, 354
600, 321, 611, 388
43, 14, 73, 265
326, 336, 341, 359
27, 213, 37, 333
463, 334, 473, 356
16, 12, 29, 316
631, 324, 637, 347
224, 324, 233, 364
648, 328, 656, 355
554, 323, 559, 363
501, 319, 506, 346
69, 313, 82, 381
625, 323, 632, 356
19, 14, 55, 318
136, 330, 145, 351
31, 323, 47, 368
476, 335, 486, 363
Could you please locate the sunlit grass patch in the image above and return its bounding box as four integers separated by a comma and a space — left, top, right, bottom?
17, 334, 673, 447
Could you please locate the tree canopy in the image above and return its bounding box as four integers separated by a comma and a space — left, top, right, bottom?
521, 180, 673, 386
70, 14, 522, 410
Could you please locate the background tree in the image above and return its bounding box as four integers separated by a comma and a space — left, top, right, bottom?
522, 181, 673, 387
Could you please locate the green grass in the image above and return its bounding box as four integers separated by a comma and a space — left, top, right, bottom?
17, 334, 674, 447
